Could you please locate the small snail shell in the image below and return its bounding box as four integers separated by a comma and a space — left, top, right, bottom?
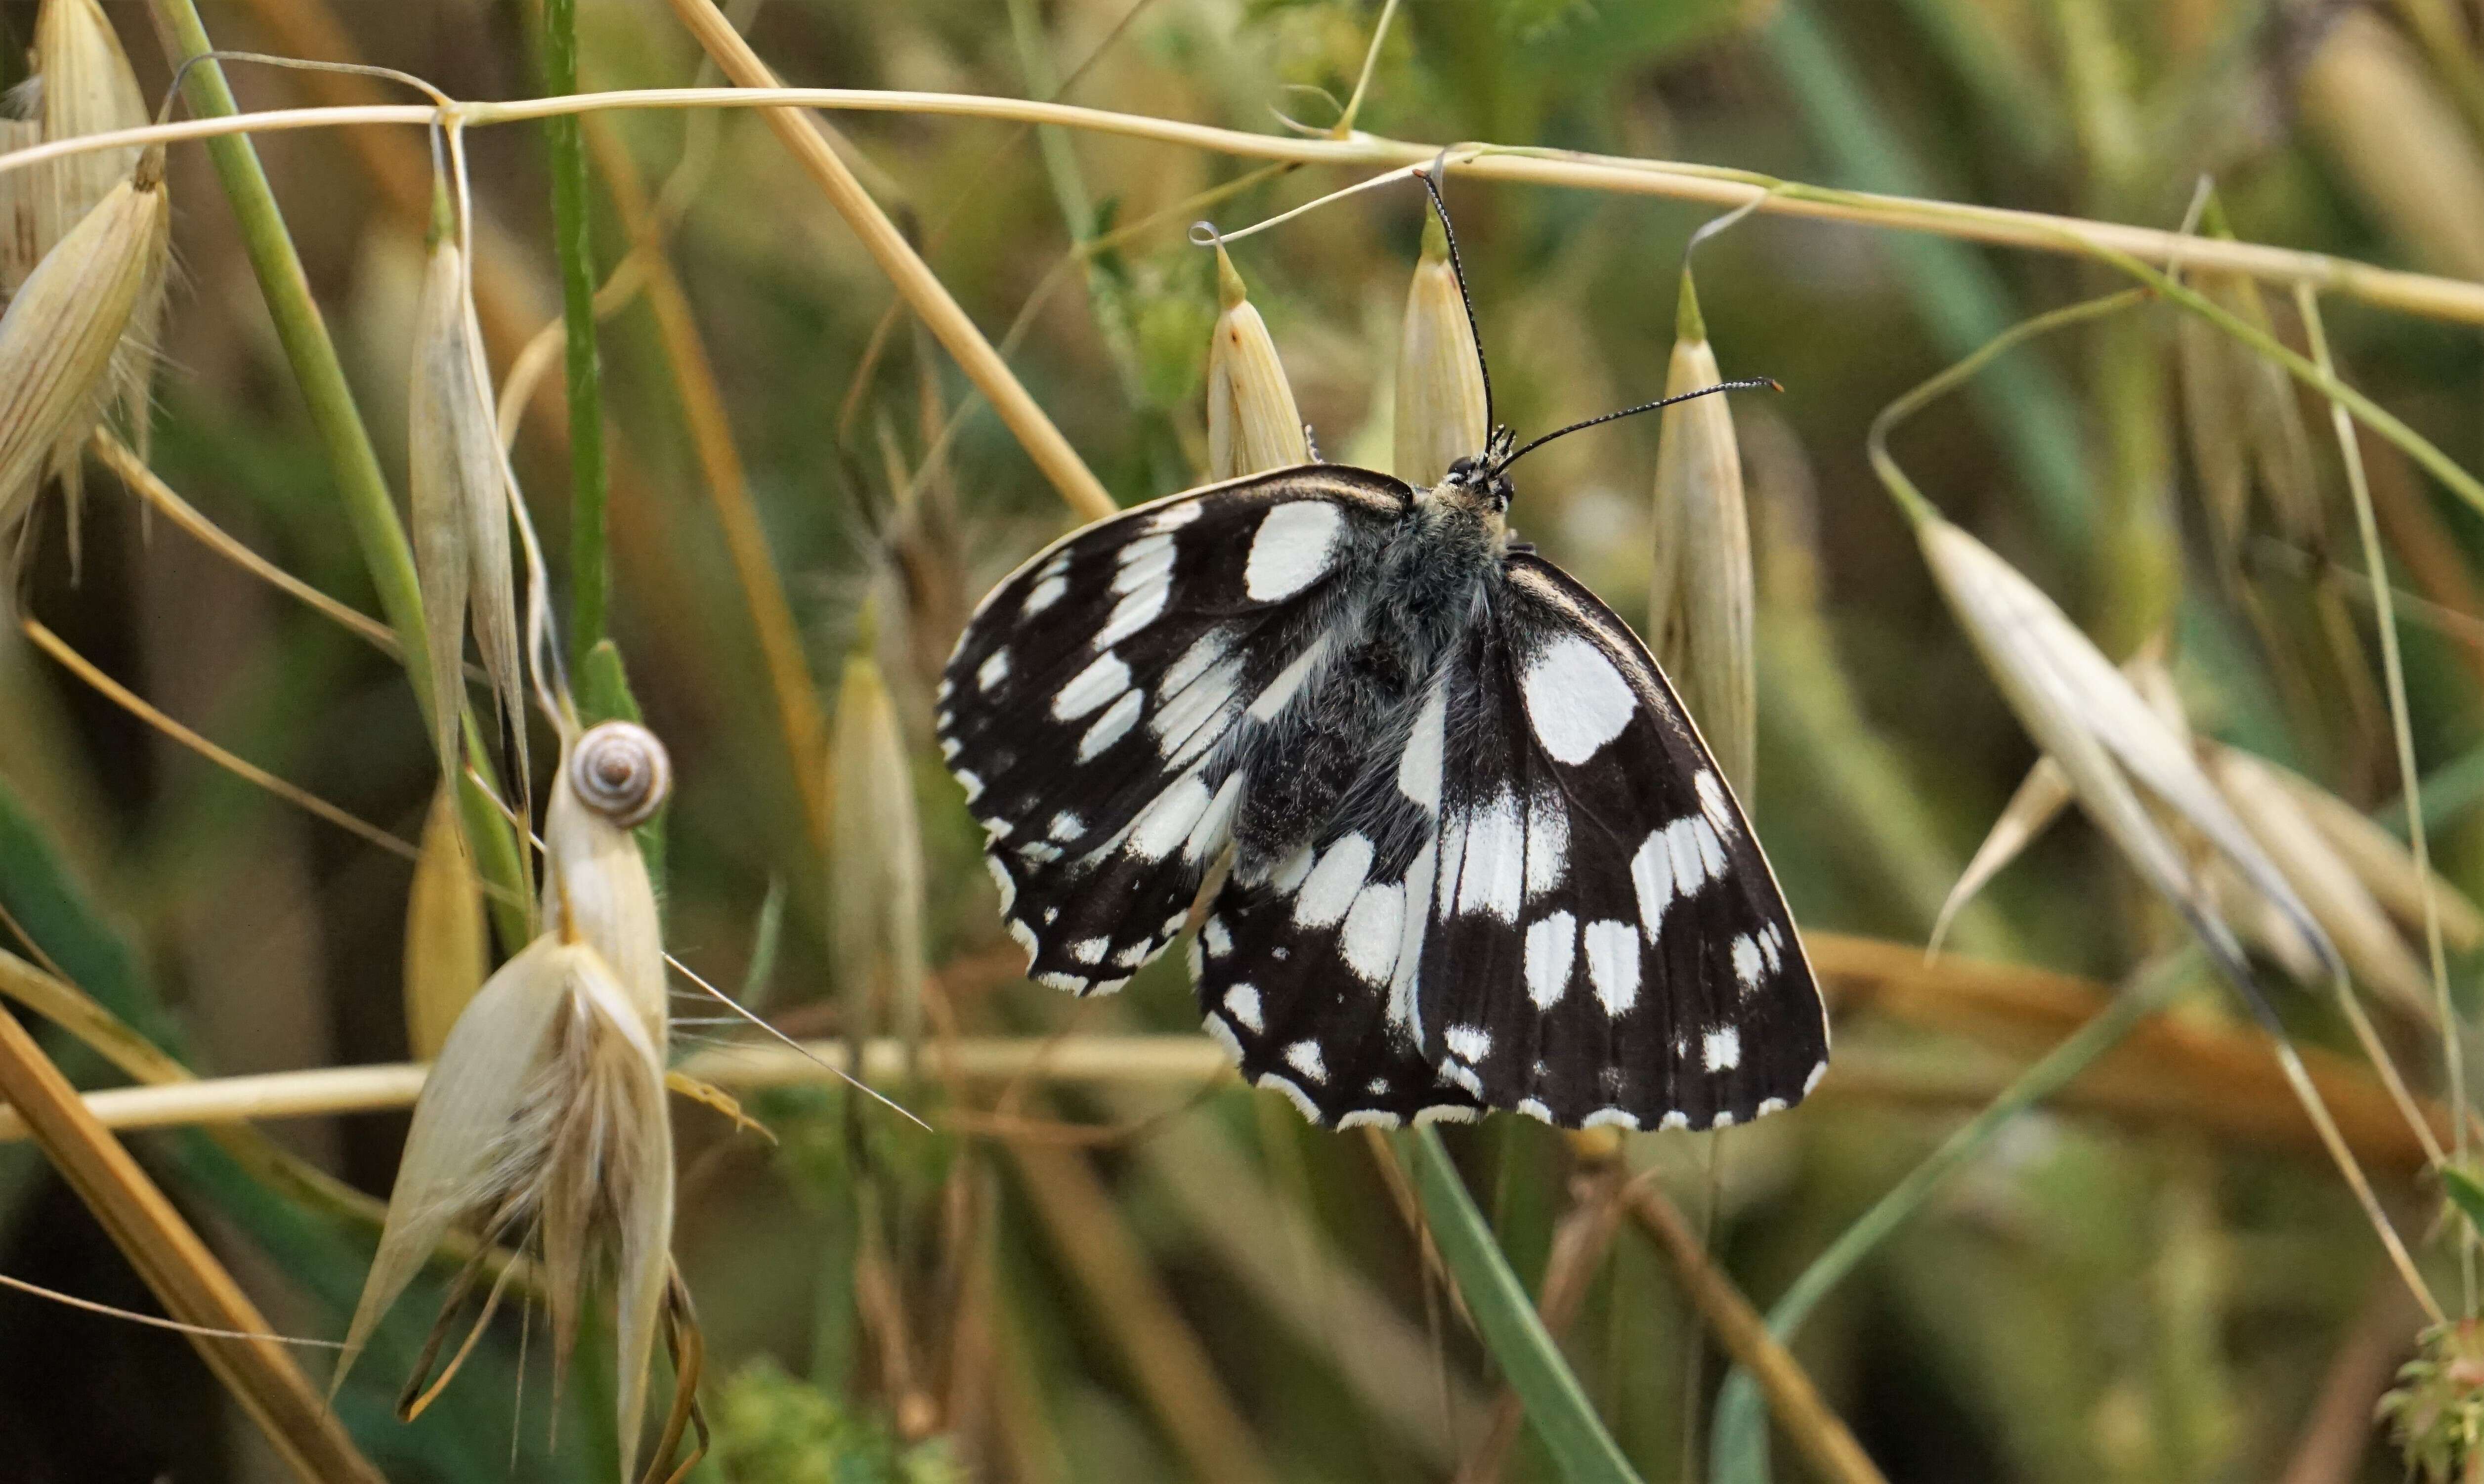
568, 721, 672, 829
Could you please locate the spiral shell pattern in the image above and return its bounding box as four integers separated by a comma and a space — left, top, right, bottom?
568, 721, 671, 829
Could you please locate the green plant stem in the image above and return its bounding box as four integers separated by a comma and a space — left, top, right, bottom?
538, 0, 611, 671
1399, 1127, 1642, 1484
1709, 951, 2200, 1484
151, 0, 531, 949
151, 1, 432, 707
1867, 289, 2153, 529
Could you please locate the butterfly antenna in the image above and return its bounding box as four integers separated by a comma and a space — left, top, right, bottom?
1418, 161, 1495, 436
1494, 378, 1780, 475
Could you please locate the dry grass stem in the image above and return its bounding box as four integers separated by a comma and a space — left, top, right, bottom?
15, 92, 2484, 327
657, 0, 1119, 522
21, 616, 419, 860
1625, 1178, 1886, 1484
0, 1001, 385, 1482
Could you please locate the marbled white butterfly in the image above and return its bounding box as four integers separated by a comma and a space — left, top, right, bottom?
936, 193, 1828, 1132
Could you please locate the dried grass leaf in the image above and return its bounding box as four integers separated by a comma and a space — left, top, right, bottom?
404, 782, 489, 1062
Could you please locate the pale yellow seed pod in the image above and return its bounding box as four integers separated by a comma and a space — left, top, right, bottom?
32, 0, 160, 485
1648, 273, 1756, 798
1394, 210, 1487, 486
403, 782, 489, 1061
409, 229, 524, 776
0, 162, 169, 548
827, 630, 928, 1052
0, 121, 45, 294
31, 0, 147, 249
543, 721, 670, 1039
1205, 245, 1311, 481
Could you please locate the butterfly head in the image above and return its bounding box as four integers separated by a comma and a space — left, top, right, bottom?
1440, 426, 1520, 513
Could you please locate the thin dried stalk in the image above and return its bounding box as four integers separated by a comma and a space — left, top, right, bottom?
657, 0, 1118, 521
0, 1001, 385, 1483
1008, 1141, 1275, 1484
22, 92, 2484, 327
1625, 1179, 1885, 1484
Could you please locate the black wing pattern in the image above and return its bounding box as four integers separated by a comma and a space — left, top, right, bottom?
936, 467, 1413, 995
1189, 551, 1826, 1130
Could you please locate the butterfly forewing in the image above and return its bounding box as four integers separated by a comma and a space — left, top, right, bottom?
937, 467, 1413, 993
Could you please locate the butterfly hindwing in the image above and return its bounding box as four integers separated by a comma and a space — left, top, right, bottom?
937, 467, 1413, 993
1186, 550, 1825, 1130
1410, 553, 1827, 1129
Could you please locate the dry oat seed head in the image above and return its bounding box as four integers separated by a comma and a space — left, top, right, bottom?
0, 164, 168, 560
1394, 209, 1488, 486
404, 782, 489, 1062
30, 0, 162, 485
827, 641, 929, 1050
337, 934, 675, 1484
2260, 760, 2484, 952
544, 721, 671, 1034
2209, 743, 2448, 1021
1647, 271, 1756, 796
1206, 245, 1311, 481
409, 230, 524, 780
1916, 514, 2337, 978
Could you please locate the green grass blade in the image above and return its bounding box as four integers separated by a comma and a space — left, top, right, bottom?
1401, 1126, 1642, 1484
1709, 951, 2198, 1484
1763, 0, 2094, 551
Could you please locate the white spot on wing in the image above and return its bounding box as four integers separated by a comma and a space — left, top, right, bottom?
1711, 1111, 1736, 1130
1054, 653, 1130, 721
985, 855, 1016, 913
1414, 1104, 1479, 1126
977, 648, 1011, 692
1521, 634, 1636, 764
1387, 841, 1436, 1040
1049, 811, 1084, 841
1244, 501, 1343, 600
1270, 844, 1317, 894
1583, 918, 1641, 1015
1203, 1014, 1243, 1062
1703, 1026, 1742, 1071
1583, 1108, 1639, 1131
1732, 935, 1764, 992
1338, 1109, 1401, 1129
1077, 689, 1144, 761
1248, 633, 1332, 721
1069, 937, 1108, 965
1756, 1097, 1787, 1117
1224, 984, 1262, 1032
1523, 791, 1568, 901
1516, 1099, 1555, 1124
956, 770, 984, 804
1285, 1040, 1327, 1083
1455, 789, 1525, 922
1696, 769, 1733, 830
1294, 834, 1374, 929
1804, 1060, 1828, 1096
1184, 771, 1245, 863
1397, 678, 1449, 812
1022, 574, 1067, 617
1693, 818, 1727, 878
1113, 533, 1176, 592
1631, 828, 1677, 944
1096, 582, 1169, 648
1524, 912, 1576, 1008
1340, 882, 1406, 985
1203, 917, 1233, 959
1128, 774, 1213, 860
1444, 1025, 1492, 1063
1148, 501, 1202, 532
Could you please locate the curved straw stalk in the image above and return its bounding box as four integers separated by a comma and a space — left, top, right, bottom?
0, 90, 2478, 329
